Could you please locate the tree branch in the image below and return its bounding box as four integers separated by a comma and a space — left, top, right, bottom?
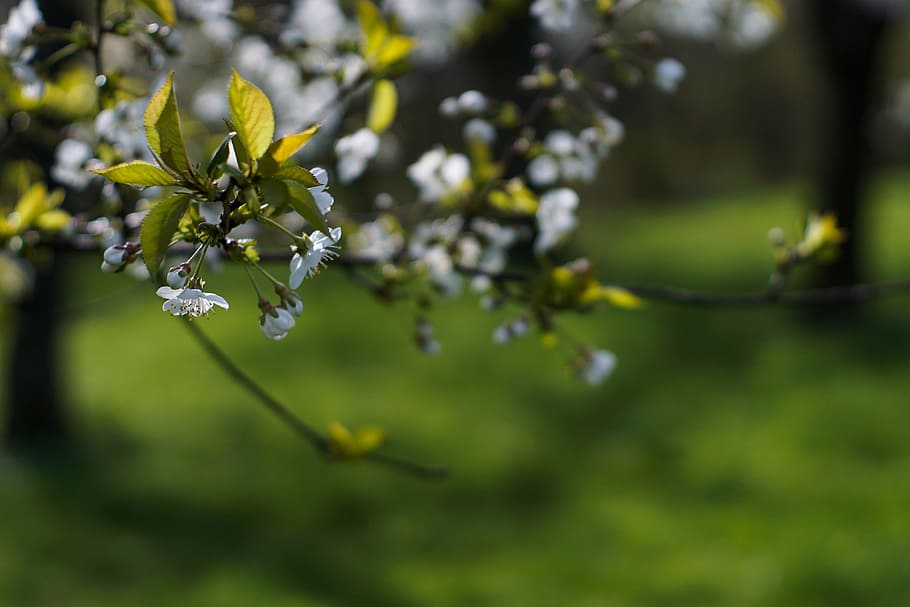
181, 319, 449, 480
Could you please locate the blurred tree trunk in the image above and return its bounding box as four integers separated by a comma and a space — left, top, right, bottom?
810, 0, 893, 289
3, 0, 85, 450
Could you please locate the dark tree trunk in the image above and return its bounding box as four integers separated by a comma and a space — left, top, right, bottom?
811, 0, 892, 289
3, 0, 87, 449
4, 255, 69, 449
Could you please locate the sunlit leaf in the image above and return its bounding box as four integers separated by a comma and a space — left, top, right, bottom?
143, 73, 191, 174
91, 161, 176, 187
260, 125, 320, 175
367, 79, 397, 134
140, 193, 191, 277
135, 0, 176, 24
228, 70, 275, 161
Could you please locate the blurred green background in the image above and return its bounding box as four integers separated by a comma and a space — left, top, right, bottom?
5, 1, 910, 605
3, 175, 910, 606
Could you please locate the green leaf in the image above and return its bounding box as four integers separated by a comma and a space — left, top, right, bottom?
144, 73, 192, 174
259, 178, 289, 213
285, 180, 331, 235
376, 36, 415, 67
140, 193, 191, 277
228, 70, 275, 162
271, 165, 319, 188
367, 79, 397, 134
207, 134, 234, 178
91, 161, 176, 187
358, 0, 414, 68
260, 125, 320, 174
135, 0, 176, 24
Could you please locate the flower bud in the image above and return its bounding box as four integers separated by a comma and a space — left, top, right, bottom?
166, 263, 191, 288
260, 305, 296, 341
103, 244, 129, 266
282, 291, 304, 317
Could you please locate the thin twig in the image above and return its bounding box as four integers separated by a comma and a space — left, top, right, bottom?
181, 319, 450, 480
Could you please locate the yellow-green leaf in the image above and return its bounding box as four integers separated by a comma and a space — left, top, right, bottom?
599, 286, 643, 309
367, 79, 397, 134
260, 125, 320, 174
376, 35, 415, 67
135, 0, 176, 24
140, 193, 191, 277
228, 70, 275, 161
91, 161, 176, 187
271, 165, 319, 188
358, 0, 386, 59
144, 73, 191, 174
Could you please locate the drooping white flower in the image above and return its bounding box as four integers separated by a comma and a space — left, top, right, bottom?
334, 128, 380, 183
308, 167, 335, 214
156, 286, 230, 317
653, 58, 686, 93
0, 0, 42, 58
530, 0, 579, 32
288, 226, 342, 288
579, 349, 617, 386
534, 188, 579, 253
407, 147, 470, 202
260, 306, 296, 340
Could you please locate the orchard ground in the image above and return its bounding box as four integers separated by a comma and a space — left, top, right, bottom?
2, 174, 910, 606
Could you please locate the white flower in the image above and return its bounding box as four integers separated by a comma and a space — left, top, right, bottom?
653, 58, 686, 93
308, 167, 335, 214
334, 128, 380, 183
260, 306, 296, 340
579, 349, 617, 386
457, 90, 487, 114
463, 118, 496, 144
51, 139, 98, 190
407, 147, 470, 202
156, 286, 229, 317
289, 226, 342, 288
439, 97, 459, 117
530, 0, 578, 32
95, 99, 149, 160
348, 216, 403, 262
0, 0, 41, 58
421, 244, 462, 296
534, 188, 579, 253
527, 154, 560, 187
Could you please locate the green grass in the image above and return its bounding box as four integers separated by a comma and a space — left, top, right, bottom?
3, 174, 910, 606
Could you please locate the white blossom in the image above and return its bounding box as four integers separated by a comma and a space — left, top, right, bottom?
530, 0, 579, 32
463, 119, 496, 144
348, 217, 403, 263
457, 90, 487, 114
95, 99, 149, 160
289, 226, 342, 288
407, 147, 470, 202
308, 167, 334, 214
281, 291, 304, 317
51, 139, 98, 190
579, 349, 617, 386
654, 58, 686, 93
0, 0, 41, 58
156, 286, 230, 317
535, 188, 579, 253
334, 128, 380, 183
527, 154, 560, 187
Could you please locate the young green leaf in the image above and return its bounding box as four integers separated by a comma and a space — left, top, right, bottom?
91, 161, 176, 187
228, 70, 275, 162
367, 79, 397, 134
271, 165, 319, 187
260, 125, 320, 175
140, 193, 191, 277
376, 36, 415, 67
285, 180, 331, 235
144, 73, 192, 174
358, 0, 415, 69
206, 134, 234, 178
135, 0, 176, 25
